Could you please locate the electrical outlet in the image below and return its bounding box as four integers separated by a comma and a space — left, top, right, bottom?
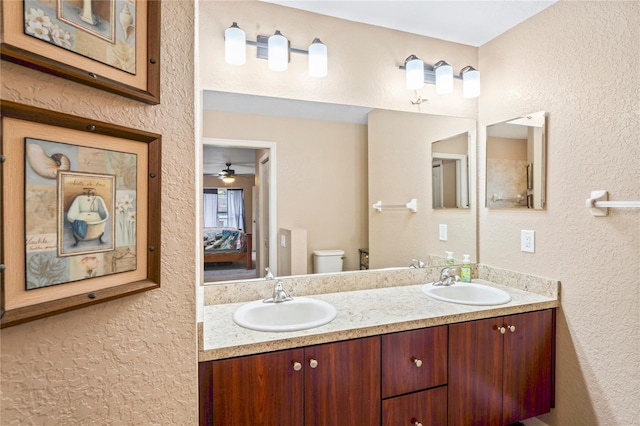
521, 230, 535, 253
439, 224, 448, 241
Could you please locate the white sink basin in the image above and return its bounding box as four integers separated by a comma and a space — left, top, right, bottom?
233, 297, 337, 332
421, 282, 512, 306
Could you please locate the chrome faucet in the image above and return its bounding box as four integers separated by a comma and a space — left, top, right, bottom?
263, 280, 293, 303
410, 259, 426, 268
433, 266, 461, 286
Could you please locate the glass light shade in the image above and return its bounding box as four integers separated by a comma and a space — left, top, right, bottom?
405, 56, 424, 90
462, 67, 481, 98
308, 38, 327, 77
435, 61, 453, 94
268, 30, 288, 71
224, 22, 246, 65
222, 176, 235, 184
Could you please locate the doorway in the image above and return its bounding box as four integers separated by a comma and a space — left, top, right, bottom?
201, 138, 278, 281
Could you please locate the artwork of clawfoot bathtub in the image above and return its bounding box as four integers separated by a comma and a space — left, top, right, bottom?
66, 189, 109, 246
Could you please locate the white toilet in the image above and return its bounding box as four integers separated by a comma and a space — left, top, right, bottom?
313, 249, 345, 273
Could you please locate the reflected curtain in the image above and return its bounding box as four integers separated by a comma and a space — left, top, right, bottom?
227, 189, 245, 231
203, 189, 218, 228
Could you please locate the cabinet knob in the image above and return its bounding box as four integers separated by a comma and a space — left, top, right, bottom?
292, 361, 302, 371
498, 326, 506, 334
411, 357, 423, 367
309, 358, 318, 368
410, 417, 423, 426
507, 325, 516, 333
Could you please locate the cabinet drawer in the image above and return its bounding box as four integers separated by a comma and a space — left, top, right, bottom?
382, 387, 447, 426
381, 326, 447, 398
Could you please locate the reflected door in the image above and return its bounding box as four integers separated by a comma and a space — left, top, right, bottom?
258, 152, 270, 274
432, 160, 444, 208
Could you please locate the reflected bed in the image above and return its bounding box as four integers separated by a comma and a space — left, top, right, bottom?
203, 228, 252, 269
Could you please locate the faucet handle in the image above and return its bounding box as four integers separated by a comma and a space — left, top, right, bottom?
410, 259, 425, 268
264, 267, 274, 280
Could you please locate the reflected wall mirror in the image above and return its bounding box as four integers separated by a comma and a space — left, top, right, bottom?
432, 132, 469, 209
201, 90, 477, 284
486, 111, 546, 209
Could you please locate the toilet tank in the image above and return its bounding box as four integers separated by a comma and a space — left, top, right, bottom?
313, 249, 345, 273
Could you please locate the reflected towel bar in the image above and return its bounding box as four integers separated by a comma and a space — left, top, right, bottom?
586, 190, 640, 216
492, 194, 525, 203
372, 198, 417, 213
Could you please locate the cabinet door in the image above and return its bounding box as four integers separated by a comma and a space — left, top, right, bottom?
448, 317, 504, 426
304, 336, 381, 426
502, 309, 553, 424
381, 326, 447, 398
382, 387, 447, 426
212, 348, 304, 426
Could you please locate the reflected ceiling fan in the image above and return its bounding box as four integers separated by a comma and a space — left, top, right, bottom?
217, 162, 237, 183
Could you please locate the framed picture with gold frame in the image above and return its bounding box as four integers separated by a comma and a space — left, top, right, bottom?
0, 101, 162, 328
1, 0, 160, 104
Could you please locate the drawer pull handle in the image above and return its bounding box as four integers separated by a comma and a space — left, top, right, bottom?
411, 357, 423, 367
292, 361, 302, 371
309, 358, 318, 368
498, 326, 506, 334
411, 417, 423, 426
508, 325, 516, 333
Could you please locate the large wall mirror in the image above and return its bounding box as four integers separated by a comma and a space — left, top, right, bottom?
201, 90, 477, 284
486, 111, 546, 209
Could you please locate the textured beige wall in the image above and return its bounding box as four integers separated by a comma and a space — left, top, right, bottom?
1, 2, 197, 424
198, 1, 478, 118
202, 110, 368, 273
479, 2, 640, 424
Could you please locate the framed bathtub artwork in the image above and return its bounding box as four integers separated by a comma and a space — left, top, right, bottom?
0, 0, 161, 104
0, 101, 162, 328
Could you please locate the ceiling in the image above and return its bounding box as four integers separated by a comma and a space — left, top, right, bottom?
261, 0, 557, 47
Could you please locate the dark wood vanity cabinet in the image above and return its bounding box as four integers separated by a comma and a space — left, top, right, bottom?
200, 308, 555, 426
381, 326, 448, 426
200, 336, 380, 426
448, 309, 555, 426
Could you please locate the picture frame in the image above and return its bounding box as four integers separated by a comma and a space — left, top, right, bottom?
0, 101, 162, 328
1, 0, 161, 105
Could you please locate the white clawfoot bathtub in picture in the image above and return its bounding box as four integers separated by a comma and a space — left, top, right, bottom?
66, 190, 110, 246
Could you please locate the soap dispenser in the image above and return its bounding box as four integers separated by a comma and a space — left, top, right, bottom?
445, 251, 455, 266
461, 254, 471, 283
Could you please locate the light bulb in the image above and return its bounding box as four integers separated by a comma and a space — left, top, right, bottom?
308, 38, 327, 77
435, 60, 453, 94
224, 22, 246, 65
268, 30, 288, 71
462, 66, 480, 98
405, 55, 424, 90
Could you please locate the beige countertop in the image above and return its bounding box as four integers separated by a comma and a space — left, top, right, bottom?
199, 278, 559, 362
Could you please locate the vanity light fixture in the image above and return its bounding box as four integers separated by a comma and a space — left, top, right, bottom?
224, 22, 328, 77
268, 30, 289, 71
405, 55, 424, 90
224, 22, 246, 65
400, 56, 480, 98
434, 60, 453, 94
460, 66, 480, 98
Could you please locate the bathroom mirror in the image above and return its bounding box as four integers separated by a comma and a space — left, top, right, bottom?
202, 91, 477, 283
486, 111, 546, 209
431, 132, 469, 209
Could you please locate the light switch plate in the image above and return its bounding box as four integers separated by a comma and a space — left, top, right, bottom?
280, 234, 286, 247
521, 230, 535, 253
439, 224, 448, 241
